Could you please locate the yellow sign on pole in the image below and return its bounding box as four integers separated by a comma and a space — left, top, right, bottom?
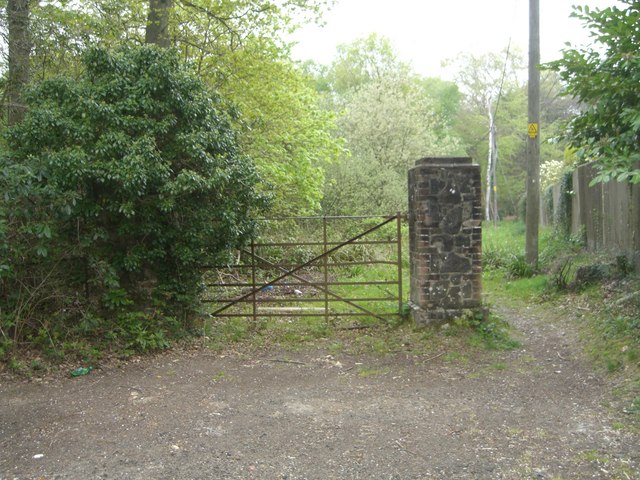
528, 123, 539, 139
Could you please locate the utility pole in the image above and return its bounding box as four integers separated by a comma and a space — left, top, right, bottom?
525, 0, 540, 266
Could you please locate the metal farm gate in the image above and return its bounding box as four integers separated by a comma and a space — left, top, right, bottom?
202, 214, 405, 325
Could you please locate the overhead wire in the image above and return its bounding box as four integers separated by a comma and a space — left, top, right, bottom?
492, 0, 522, 218
493, 37, 512, 120
493, 0, 521, 119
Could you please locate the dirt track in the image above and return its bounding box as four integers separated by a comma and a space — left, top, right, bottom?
1, 303, 639, 480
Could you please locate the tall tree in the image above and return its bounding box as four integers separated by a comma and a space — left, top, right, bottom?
449, 50, 526, 219
172, 0, 340, 214
22, 1, 147, 82
3, 0, 338, 214
320, 37, 463, 215
546, 1, 640, 184
4, 46, 265, 323
216, 42, 341, 215
324, 75, 462, 214
145, 0, 173, 47
328, 33, 408, 95
418, 77, 463, 137
6, 0, 30, 125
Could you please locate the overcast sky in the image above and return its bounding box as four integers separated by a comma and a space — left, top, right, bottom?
289, 0, 622, 79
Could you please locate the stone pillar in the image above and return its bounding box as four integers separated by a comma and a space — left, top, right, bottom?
408, 157, 482, 325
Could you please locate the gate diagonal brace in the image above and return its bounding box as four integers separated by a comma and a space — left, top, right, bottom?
209, 215, 398, 320
242, 250, 389, 323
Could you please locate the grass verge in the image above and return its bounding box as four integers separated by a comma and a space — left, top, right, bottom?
484, 220, 640, 423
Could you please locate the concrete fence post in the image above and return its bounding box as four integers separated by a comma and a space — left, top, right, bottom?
408, 157, 483, 325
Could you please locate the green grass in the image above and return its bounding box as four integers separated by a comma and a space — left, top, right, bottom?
483, 221, 527, 259
483, 220, 584, 275
444, 351, 467, 364
200, 301, 522, 364
576, 449, 639, 478
454, 310, 522, 351
484, 270, 549, 305
574, 282, 640, 418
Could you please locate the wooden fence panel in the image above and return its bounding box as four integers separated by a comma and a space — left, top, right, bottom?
632, 181, 640, 270
580, 164, 604, 251
602, 179, 630, 251
544, 162, 639, 270
546, 163, 639, 270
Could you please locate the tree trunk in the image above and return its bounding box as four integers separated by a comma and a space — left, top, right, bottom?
6, 0, 31, 126
491, 123, 499, 222
485, 106, 498, 223
145, 0, 173, 47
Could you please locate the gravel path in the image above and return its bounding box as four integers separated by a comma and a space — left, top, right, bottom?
1, 303, 639, 479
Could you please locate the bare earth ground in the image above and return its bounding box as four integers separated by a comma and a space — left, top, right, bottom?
1, 303, 639, 480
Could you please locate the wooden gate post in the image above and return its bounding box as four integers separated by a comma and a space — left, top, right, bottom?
408, 157, 482, 325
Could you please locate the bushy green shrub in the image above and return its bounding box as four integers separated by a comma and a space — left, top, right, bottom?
505, 254, 536, 279
0, 46, 265, 349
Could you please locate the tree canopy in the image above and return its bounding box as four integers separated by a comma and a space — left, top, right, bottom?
0, 0, 340, 353
546, 1, 640, 184
317, 35, 464, 215
447, 51, 578, 217
1, 0, 338, 214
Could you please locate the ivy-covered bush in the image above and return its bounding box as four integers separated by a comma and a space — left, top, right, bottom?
0, 46, 265, 349
554, 171, 573, 236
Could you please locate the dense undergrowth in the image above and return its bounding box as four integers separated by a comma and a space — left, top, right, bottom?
1, 216, 520, 377
0, 47, 264, 373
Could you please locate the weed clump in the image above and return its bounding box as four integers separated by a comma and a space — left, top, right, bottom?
505, 254, 536, 279
450, 309, 522, 351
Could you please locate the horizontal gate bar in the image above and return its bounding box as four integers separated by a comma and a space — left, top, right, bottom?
203, 297, 398, 304
204, 261, 395, 271
259, 214, 405, 221
212, 312, 400, 318
205, 280, 398, 288
252, 240, 396, 247
240, 250, 392, 322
